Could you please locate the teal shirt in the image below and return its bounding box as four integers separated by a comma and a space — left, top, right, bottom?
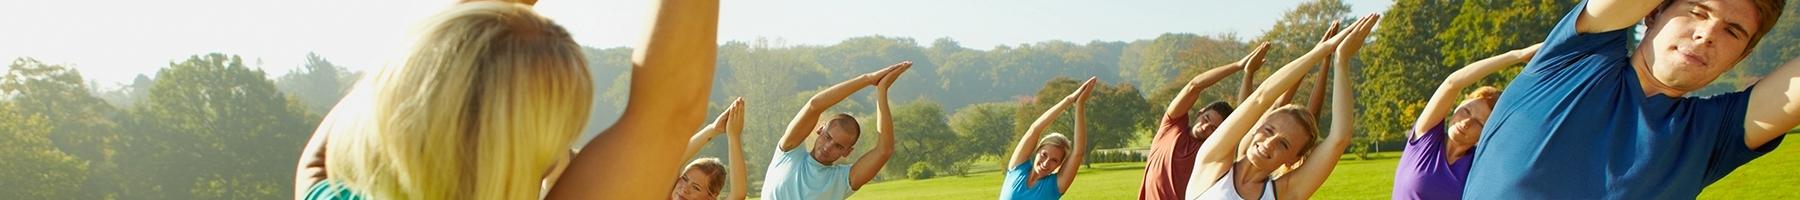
304, 181, 365, 200
759, 147, 856, 200
999, 159, 1062, 200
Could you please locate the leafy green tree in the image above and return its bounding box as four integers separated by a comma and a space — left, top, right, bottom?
275, 53, 357, 115
2, 58, 121, 162
0, 103, 89, 199
1014, 77, 1151, 167
1355, 0, 1467, 157
949, 102, 1019, 164
1253, 0, 1352, 68
1437, 0, 1579, 85
883, 99, 963, 177
121, 53, 317, 199
2, 58, 126, 199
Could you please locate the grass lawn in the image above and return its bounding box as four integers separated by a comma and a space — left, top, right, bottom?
795, 135, 1800, 199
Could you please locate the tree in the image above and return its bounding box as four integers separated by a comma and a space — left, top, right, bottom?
882, 99, 963, 177
949, 102, 1019, 164
1014, 77, 1151, 167
2, 58, 124, 199
0, 103, 89, 199
1437, 0, 1579, 85
275, 53, 357, 115
1354, 0, 1467, 158
1253, 0, 1352, 69
1147, 34, 1250, 114
2, 58, 122, 162
121, 53, 317, 199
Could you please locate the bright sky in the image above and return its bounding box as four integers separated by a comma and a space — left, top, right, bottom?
0, 0, 1391, 88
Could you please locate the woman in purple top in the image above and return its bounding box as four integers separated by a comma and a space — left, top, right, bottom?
1390, 44, 1538, 200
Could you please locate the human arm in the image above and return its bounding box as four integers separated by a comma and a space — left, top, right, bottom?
725, 98, 748, 200
547, 0, 719, 198
778, 62, 910, 151
1745, 58, 1800, 149
1008, 79, 1099, 167
1276, 14, 1379, 200
849, 62, 911, 190
1058, 78, 1098, 193
1410, 43, 1542, 140
1577, 0, 1666, 33
1165, 43, 1267, 121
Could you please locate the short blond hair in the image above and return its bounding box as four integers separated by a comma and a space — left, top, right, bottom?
1037, 133, 1072, 159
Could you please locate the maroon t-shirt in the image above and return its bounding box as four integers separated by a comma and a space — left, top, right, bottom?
1138, 113, 1204, 200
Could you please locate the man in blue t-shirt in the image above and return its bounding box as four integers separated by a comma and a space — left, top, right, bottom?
761, 62, 910, 200
1466, 0, 1793, 199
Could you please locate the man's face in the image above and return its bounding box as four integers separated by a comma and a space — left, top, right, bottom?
1190, 110, 1225, 140
1638, 0, 1765, 93
810, 126, 857, 164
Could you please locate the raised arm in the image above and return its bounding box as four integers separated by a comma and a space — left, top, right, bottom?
1745, 57, 1800, 149
1410, 43, 1542, 139
683, 106, 734, 161
779, 62, 910, 151
1058, 77, 1098, 193
849, 63, 910, 190
1578, 0, 1666, 33
1238, 55, 1263, 104
1278, 14, 1378, 200
1009, 79, 1099, 167
548, 0, 719, 198
1187, 14, 1379, 193
725, 98, 748, 200
1303, 23, 1341, 117
1165, 43, 1266, 120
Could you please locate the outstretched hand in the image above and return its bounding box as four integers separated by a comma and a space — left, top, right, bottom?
1067, 77, 1100, 104
875, 61, 913, 91
1240, 42, 1272, 72
1076, 77, 1099, 104
725, 97, 746, 138
1332, 13, 1381, 64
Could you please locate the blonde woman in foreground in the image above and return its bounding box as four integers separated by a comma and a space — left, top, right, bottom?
295, 0, 722, 199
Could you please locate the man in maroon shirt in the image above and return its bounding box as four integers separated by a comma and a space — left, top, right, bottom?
1138, 42, 1268, 200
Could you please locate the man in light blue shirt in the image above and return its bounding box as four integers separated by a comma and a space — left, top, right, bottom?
760, 62, 910, 199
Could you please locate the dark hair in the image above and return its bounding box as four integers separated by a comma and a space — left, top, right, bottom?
826, 113, 862, 140
1199, 101, 1236, 117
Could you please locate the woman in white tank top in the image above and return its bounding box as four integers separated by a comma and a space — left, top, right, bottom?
1180, 14, 1379, 200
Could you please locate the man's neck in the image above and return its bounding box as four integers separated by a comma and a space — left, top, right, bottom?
1632, 53, 1687, 97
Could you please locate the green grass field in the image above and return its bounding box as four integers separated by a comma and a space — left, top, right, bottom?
817, 135, 1800, 199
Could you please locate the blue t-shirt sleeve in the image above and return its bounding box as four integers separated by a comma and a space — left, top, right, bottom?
1697, 89, 1785, 184
1525, 0, 1632, 75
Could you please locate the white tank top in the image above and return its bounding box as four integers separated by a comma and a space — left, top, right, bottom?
1189, 169, 1276, 200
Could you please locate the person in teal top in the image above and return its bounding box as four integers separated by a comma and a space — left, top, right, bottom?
760, 62, 910, 200
999, 77, 1096, 200
304, 181, 364, 200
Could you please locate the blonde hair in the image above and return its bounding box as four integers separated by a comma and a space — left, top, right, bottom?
1037, 133, 1071, 160
1268, 105, 1320, 158
318, 2, 592, 200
